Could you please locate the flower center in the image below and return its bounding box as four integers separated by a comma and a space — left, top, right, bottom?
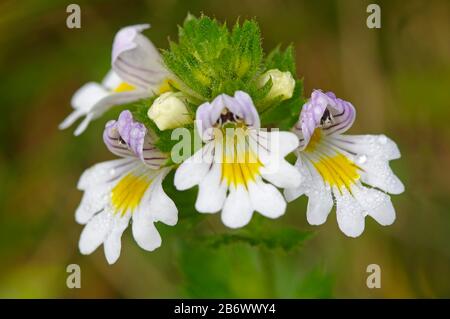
216, 108, 242, 127
111, 173, 151, 215
217, 130, 262, 188
312, 154, 360, 192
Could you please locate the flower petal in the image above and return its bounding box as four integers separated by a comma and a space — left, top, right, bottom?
352, 186, 396, 226
221, 185, 253, 228
103, 214, 130, 264
196, 91, 261, 140
59, 82, 109, 130
260, 159, 302, 189
61, 81, 149, 136
254, 130, 299, 158
306, 188, 333, 226
112, 24, 168, 89
78, 210, 114, 255
144, 169, 178, 226
295, 90, 356, 147
174, 142, 214, 190
284, 158, 309, 202
334, 188, 365, 237
328, 134, 401, 161
195, 163, 227, 213
248, 179, 286, 219
76, 159, 137, 224
132, 214, 162, 252
77, 158, 135, 191
359, 158, 405, 194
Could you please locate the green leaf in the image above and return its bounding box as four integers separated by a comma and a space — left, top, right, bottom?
198, 226, 312, 251
229, 20, 263, 81
163, 15, 264, 103
264, 44, 297, 76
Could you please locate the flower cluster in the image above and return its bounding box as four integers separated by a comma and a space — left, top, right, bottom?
61, 16, 404, 264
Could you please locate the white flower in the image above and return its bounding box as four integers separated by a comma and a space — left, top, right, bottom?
148, 92, 192, 130
259, 69, 296, 100
76, 111, 177, 264
285, 90, 405, 237
59, 24, 170, 136
174, 91, 301, 228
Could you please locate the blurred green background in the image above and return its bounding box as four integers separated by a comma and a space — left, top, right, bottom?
1, 0, 449, 298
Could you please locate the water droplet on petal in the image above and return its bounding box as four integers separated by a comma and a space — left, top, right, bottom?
356, 154, 367, 164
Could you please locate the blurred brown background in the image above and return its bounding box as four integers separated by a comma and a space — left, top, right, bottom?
0, 0, 449, 298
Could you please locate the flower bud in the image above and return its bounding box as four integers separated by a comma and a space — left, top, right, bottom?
147, 92, 192, 130
259, 69, 295, 101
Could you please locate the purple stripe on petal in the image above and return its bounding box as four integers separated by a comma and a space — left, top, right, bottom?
195, 91, 260, 141
111, 24, 168, 89
103, 110, 167, 167
294, 90, 356, 149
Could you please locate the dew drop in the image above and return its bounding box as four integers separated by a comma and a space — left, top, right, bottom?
356, 154, 367, 164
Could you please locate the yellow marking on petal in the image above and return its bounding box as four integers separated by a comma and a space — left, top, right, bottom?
113, 82, 136, 93
157, 78, 173, 94
221, 145, 262, 188
312, 153, 360, 192
304, 129, 322, 153
111, 173, 151, 216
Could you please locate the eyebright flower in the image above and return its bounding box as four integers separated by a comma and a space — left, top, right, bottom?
76, 110, 177, 264
59, 24, 170, 135
285, 90, 404, 237
174, 91, 301, 228
259, 69, 296, 101
148, 92, 192, 130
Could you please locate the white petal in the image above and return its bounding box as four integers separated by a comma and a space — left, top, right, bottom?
334, 189, 365, 237
75, 159, 136, 224
77, 159, 135, 190
102, 70, 123, 90
284, 158, 309, 202
103, 214, 130, 264
73, 113, 94, 136
248, 180, 286, 219
329, 134, 401, 161
260, 159, 302, 189
112, 24, 168, 89
78, 211, 114, 255
144, 174, 178, 226
174, 143, 213, 190
306, 189, 333, 226
132, 215, 162, 251
359, 158, 405, 194
352, 187, 396, 226
58, 109, 84, 130
75, 188, 109, 224
284, 187, 305, 203
71, 82, 110, 112
256, 130, 299, 157
61, 82, 150, 135
195, 163, 227, 213
221, 186, 253, 228
59, 81, 109, 132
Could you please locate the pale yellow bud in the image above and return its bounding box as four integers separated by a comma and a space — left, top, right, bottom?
147, 92, 192, 130
259, 69, 295, 101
